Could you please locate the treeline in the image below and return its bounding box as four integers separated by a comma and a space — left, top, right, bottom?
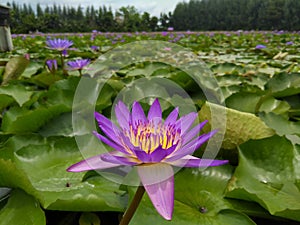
5, 0, 300, 33
5, 2, 172, 33
173, 0, 300, 31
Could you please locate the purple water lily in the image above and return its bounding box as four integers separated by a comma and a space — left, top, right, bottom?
66, 59, 91, 76
67, 59, 90, 71
45, 38, 73, 75
46, 59, 57, 73
67, 99, 228, 220
46, 38, 73, 51
255, 44, 267, 49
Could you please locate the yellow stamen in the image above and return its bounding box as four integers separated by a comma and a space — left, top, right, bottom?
124, 121, 181, 154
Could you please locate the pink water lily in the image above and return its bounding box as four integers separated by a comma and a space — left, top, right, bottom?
67, 99, 228, 220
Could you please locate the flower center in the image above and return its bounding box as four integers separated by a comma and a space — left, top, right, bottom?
126, 121, 181, 154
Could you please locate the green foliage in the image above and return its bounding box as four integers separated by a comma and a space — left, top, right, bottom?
0, 189, 46, 225
173, 0, 300, 31
0, 31, 300, 224
227, 135, 300, 221
6, 2, 171, 33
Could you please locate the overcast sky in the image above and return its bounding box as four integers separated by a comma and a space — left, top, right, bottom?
7, 0, 184, 16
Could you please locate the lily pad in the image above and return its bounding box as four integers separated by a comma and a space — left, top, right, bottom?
0, 189, 46, 225
199, 102, 275, 149
1, 56, 30, 85
0, 83, 33, 107
259, 112, 300, 136
265, 72, 300, 97
226, 135, 300, 221
0, 135, 127, 212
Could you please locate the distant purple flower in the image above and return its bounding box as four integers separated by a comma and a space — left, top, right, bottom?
276, 30, 285, 35
91, 45, 100, 51
62, 49, 68, 57
24, 54, 30, 60
67, 59, 90, 71
255, 44, 267, 49
167, 27, 174, 31
67, 99, 228, 220
161, 31, 168, 36
46, 38, 73, 51
286, 41, 294, 45
46, 59, 57, 72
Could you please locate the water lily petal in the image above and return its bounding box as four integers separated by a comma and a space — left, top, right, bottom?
175, 112, 197, 135
147, 98, 162, 122
150, 145, 178, 162
93, 131, 132, 155
132, 101, 147, 128
182, 120, 208, 146
134, 149, 151, 162
137, 164, 174, 220
164, 107, 178, 125
67, 154, 121, 172
115, 101, 130, 131
95, 112, 122, 144
101, 153, 140, 166
166, 130, 217, 161
168, 155, 229, 167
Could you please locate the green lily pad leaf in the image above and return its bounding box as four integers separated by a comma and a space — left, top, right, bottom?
95, 82, 115, 111
21, 62, 43, 78
220, 85, 241, 99
226, 135, 300, 221
1, 56, 30, 85
0, 95, 14, 111
0, 158, 36, 193
211, 62, 245, 75
1, 105, 69, 134
243, 73, 270, 90
12, 136, 127, 211
31, 72, 63, 87
259, 97, 291, 115
216, 74, 243, 86
45, 76, 79, 107
259, 112, 300, 136
225, 92, 261, 113
0, 84, 33, 107
131, 166, 255, 225
0, 189, 46, 225
265, 72, 300, 97
39, 112, 74, 137
79, 212, 101, 225
127, 62, 169, 77
199, 102, 275, 149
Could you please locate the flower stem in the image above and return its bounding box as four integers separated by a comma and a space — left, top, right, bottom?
60, 52, 67, 76
119, 185, 145, 225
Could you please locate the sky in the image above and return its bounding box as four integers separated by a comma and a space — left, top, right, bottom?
6, 0, 184, 17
